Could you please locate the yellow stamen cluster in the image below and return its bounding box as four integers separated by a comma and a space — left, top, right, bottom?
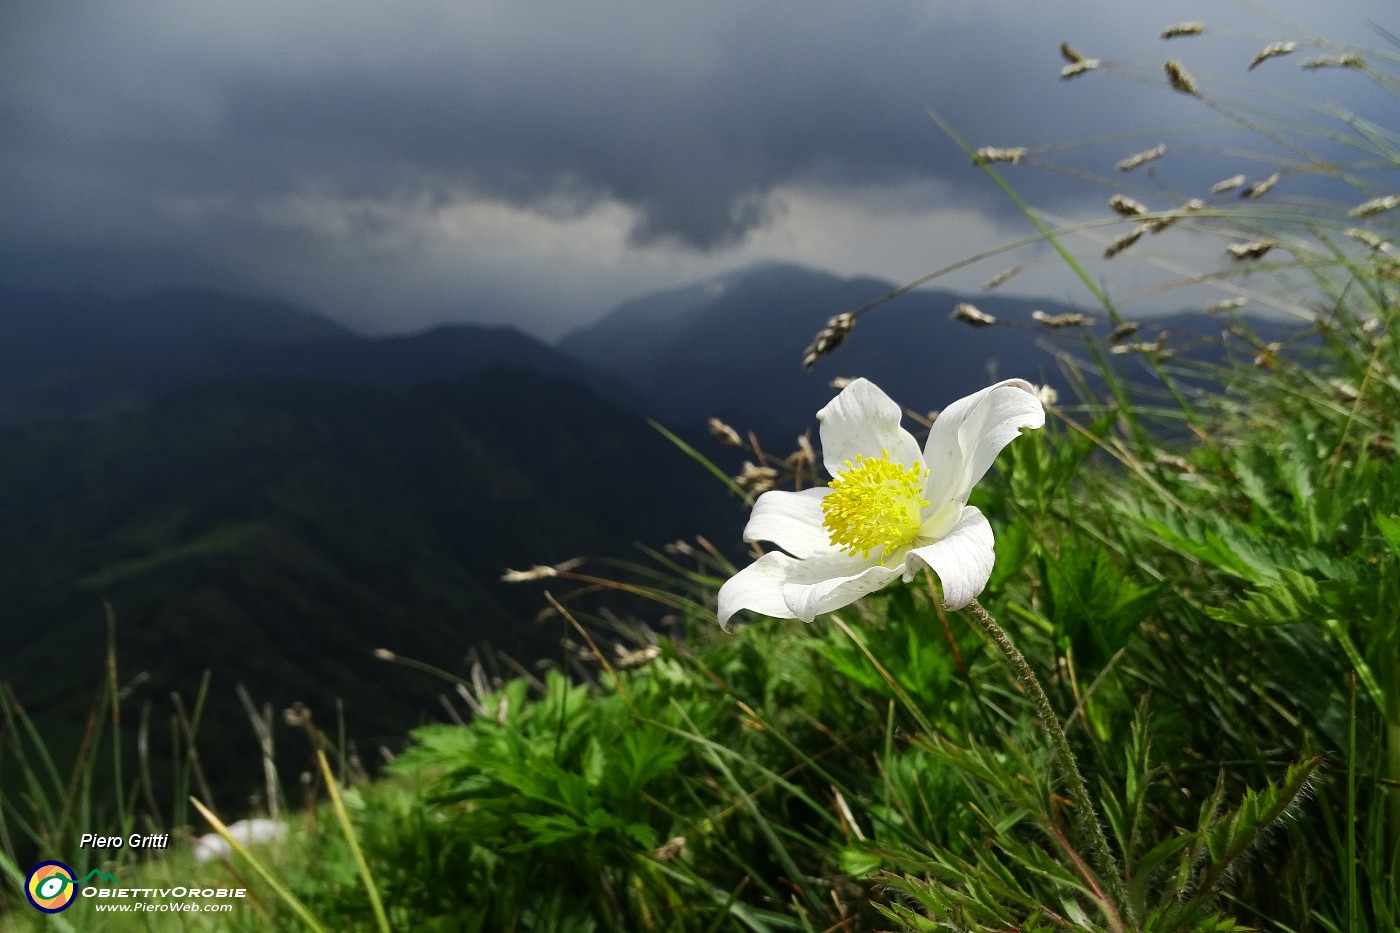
821, 450, 929, 561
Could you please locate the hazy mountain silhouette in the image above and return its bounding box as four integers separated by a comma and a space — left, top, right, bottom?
0, 286, 630, 423
562, 262, 1072, 442
560, 262, 1306, 443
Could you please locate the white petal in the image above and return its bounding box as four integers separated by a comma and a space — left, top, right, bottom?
903, 506, 995, 610
917, 497, 963, 542
780, 561, 903, 623
717, 552, 804, 628
743, 487, 835, 559
717, 549, 878, 627
923, 380, 1044, 511
817, 378, 922, 477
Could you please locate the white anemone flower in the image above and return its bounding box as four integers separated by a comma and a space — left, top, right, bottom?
718, 378, 1044, 627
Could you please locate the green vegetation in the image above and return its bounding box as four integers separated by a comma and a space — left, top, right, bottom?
0, 367, 737, 818
4, 17, 1400, 932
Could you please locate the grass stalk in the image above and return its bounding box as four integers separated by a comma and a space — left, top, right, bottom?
104, 603, 127, 846
315, 750, 391, 933
966, 598, 1133, 932
189, 796, 327, 933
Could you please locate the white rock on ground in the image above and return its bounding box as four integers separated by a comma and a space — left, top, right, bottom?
191, 818, 288, 863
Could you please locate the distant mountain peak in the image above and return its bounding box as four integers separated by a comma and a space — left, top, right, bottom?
557, 261, 1298, 441
0, 285, 631, 425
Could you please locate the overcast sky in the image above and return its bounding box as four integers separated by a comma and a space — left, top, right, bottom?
1, 1, 1394, 340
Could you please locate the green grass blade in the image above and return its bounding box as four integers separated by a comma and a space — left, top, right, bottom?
189, 798, 327, 933
649, 419, 752, 506
316, 751, 391, 933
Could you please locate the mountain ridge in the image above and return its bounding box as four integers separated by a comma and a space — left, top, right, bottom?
560, 264, 1069, 441
559, 262, 1313, 444
0, 285, 633, 424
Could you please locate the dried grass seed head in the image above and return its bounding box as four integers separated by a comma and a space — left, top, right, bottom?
1249, 41, 1298, 70
1254, 341, 1285, 367
1061, 59, 1101, 80
1104, 226, 1146, 258
501, 557, 583, 583
1116, 144, 1166, 172
1032, 309, 1092, 328
1347, 228, 1394, 253
707, 417, 743, 447
501, 564, 559, 582
1109, 194, 1147, 216
1330, 379, 1361, 402
615, 645, 661, 669
1209, 296, 1249, 313
1302, 53, 1364, 69
1165, 59, 1197, 94
1109, 321, 1140, 343
1241, 172, 1281, 199
1349, 194, 1400, 218
653, 837, 687, 862
1212, 174, 1246, 194
1156, 453, 1193, 474
1161, 21, 1205, 39
1111, 339, 1166, 356
802, 312, 856, 369
1144, 199, 1203, 233
735, 461, 778, 495
982, 266, 1018, 290
951, 302, 997, 327
974, 146, 1029, 165
1228, 239, 1276, 261
796, 433, 816, 464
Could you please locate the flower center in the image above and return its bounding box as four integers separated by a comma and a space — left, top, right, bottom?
820, 449, 929, 560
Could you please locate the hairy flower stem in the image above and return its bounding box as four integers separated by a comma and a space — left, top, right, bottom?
967, 599, 1135, 931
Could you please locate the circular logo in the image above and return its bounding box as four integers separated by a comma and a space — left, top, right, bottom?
25, 861, 78, 913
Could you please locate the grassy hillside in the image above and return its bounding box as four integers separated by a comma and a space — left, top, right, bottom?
0, 368, 739, 816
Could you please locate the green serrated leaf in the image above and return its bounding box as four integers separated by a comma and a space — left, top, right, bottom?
1199, 757, 1322, 894
1128, 833, 1197, 915
1375, 512, 1400, 555
1206, 568, 1336, 627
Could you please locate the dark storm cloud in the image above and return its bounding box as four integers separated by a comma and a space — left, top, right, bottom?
0, 4, 1141, 240
5, 1, 978, 246
0, 0, 1393, 332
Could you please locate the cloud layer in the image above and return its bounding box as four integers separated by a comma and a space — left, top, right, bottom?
1, 0, 1393, 338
